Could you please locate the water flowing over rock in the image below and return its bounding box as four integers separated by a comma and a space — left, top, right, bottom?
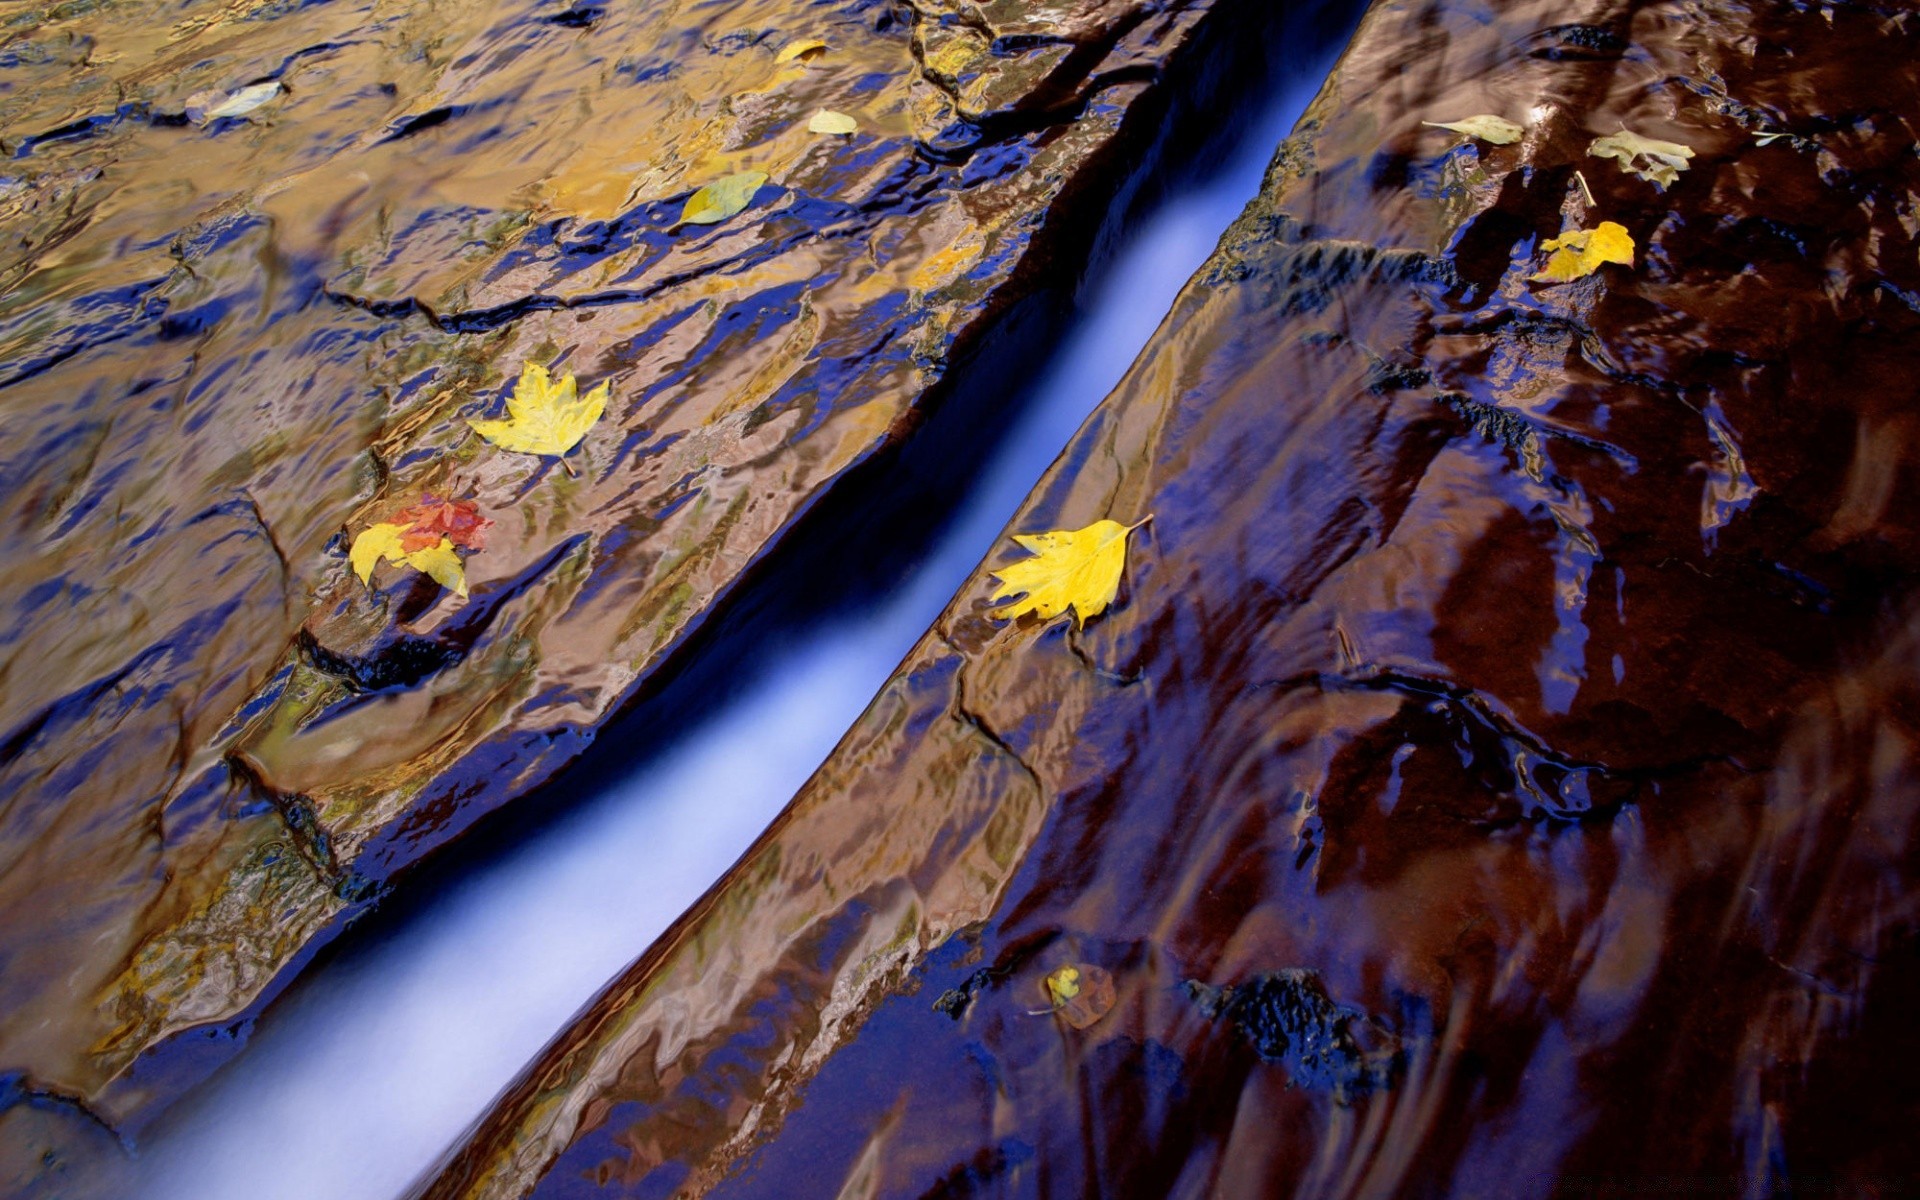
0, 0, 1301, 1160
415, 0, 1920, 1195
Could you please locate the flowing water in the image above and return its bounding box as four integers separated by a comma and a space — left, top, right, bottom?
120, 45, 1346, 1200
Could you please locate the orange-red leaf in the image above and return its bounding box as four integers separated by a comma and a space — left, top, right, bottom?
391, 495, 492, 552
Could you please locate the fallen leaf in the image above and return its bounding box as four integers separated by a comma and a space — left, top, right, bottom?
403, 539, 467, 596
351, 525, 468, 597
388, 495, 492, 552
990, 516, 1148, 629
1421, 115, 1524, 144
1042, 964, 1116, 1030
808, 109, 858, 135
1530, 220, 1635, 283
467, 361, 608, 459
1587, 129, 1694, 188
775, 38, 828, 63
676, 170, 769, 227
187, 81, 281, 124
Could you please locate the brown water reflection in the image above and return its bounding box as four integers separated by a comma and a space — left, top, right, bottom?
419, 0, 1920, 1195
0, 0, 1286, 1166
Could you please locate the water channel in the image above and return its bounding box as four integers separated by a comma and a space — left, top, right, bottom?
122, 37, 1349, 1200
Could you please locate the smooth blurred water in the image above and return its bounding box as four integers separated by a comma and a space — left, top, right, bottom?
129, 60, 1335, 1200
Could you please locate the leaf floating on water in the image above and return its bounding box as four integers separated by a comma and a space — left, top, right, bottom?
1530, 220, 1635, 283
402, 539, 467, 596
349, 496, 490, 596
187, 81, 282, 124
388, 495, 492, 552
1587, 128, 1694, 188
676, 170, 769, 227
351, 526, 470, 597
468, 361, 608, 459
808, 109, 858, 135
1420, 115, 1524, 144
775, 38, 828, 63
1041, 964, 1116, 1030
990, 516, 1149, 630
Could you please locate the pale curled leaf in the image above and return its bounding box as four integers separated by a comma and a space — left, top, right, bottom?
1421, 115, 1524, 144
1588, 129, 1694, 188
775, 38, 828, 63
676, 170, 769, 227
1530, 220, 1635, 283
808, 109, 858, 135
990, 517, 1147, 630
467, 361, 608, 457
189, 81, 281, 123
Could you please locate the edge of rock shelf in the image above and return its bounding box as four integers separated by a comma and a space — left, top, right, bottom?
0, 0, 1358, 1160
411, 0, 1920, 1195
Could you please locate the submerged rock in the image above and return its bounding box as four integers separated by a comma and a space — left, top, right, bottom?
414, 0, 1920, 1195
1184, 971, 1402, 1103
0, 0, 1295, 1153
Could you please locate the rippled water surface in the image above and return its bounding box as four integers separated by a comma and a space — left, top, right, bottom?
121, 48, 1349, 1200
403, 0, 1920, 1196
11, 0, 1920, 1195
0, 0, 1323, 1163
0, 0, 1351, 1190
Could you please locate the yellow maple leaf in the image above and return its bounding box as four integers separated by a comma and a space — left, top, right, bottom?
1530, 221, 1635, 283
989, 517, 1148, 629
350, 525, 468, 596
404, 539, 467, 596
467, 361, 608, 462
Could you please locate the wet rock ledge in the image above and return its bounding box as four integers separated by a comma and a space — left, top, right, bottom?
0, 0, 1311, 1159
416, 0, 1920, 1195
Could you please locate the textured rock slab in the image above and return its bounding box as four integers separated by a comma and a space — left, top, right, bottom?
0, 0, 1260, 1142
416, 0, 1920, 1195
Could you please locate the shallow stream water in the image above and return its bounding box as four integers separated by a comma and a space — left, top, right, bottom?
120, 40, 1346, 1200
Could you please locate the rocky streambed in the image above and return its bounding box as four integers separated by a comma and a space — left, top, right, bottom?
6, 0, 1920, 1195
0, 0, 1332, 1175
407, 0, 1920, 1196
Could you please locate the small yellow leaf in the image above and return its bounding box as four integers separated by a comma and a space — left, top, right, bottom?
1042, 964, 1115, 1030
350, 523, 409, 585
808, 109, 858, 135
676, 171, 769, 227
1530, 220, 1635, 283
990, 517, 1148, 630
775, 38, 828, 63
403, 538, 467, 597
467, 361, 608, 458
1588, 129, 1694, 188
1421, 115, 1524, 145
